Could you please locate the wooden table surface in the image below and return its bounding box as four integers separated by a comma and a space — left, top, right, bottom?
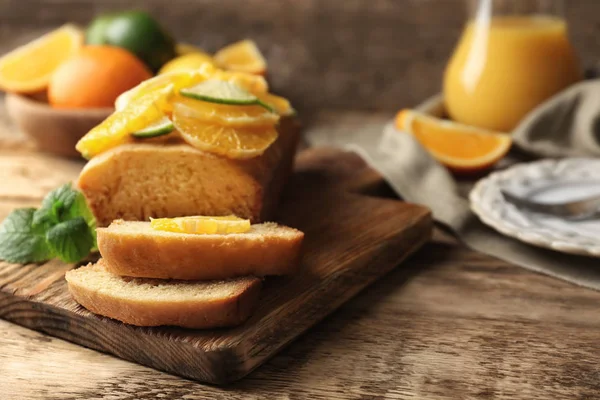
2, 110, 600, 399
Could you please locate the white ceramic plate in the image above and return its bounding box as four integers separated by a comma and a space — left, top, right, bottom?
470, 158, 600, 257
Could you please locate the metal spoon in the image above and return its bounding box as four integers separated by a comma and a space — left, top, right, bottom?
501, 190, 600, 220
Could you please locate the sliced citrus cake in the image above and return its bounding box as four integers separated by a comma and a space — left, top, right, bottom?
76, 64, 300, 225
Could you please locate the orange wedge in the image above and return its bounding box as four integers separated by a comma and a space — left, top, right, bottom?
150, 215, 251, 234
173, 110, 278, 159
158, 52, 216, 75
214, 39, 267, 75
213, 69, 269, 94
115, 65, 268, 111
0, 25, 83, 93
76, 85, 173, 159
258, 92, 294, 116
173, 97, 279, 127
175, 42, 206, 56
114, 69, 208, 111
395, 109, 512, 173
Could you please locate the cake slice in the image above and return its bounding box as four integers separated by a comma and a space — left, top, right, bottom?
77, 116, 300, 227
65, 260, 262, 329
97, 220, 304, 280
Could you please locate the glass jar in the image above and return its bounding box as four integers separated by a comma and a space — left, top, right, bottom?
443, 0, 582, 132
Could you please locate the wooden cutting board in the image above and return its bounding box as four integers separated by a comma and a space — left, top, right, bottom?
0, 145, 432, 384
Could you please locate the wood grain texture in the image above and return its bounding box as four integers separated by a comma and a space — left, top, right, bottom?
0, 146, 432, 384
4, 230, 600, 399
1, 118, 600, 397
1, 0, 599, 113
2, 0, 600, 393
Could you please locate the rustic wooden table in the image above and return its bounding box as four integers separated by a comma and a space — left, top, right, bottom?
4, 0, 600, 396
2, 107, 600, 399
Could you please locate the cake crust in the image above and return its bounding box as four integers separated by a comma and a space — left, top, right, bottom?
77, 117, 300, 226
65, 260, 263, 328
97, 220, 304, 280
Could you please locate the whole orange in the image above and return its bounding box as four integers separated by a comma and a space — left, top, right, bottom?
48, 45, 152, 109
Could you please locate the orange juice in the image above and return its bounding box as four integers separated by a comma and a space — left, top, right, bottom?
444, 16, 581, 132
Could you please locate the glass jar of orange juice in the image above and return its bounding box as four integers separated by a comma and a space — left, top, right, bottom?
444, 0, 582, 132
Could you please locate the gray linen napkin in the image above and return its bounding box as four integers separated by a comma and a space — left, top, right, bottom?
513, 80, 600, 157
306, 102, 600, 290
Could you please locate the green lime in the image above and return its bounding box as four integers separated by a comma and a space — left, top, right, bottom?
180, 79, 273, 111
86, 11, 176, 72
85, 13, 116, 45
131, 117, 174, 138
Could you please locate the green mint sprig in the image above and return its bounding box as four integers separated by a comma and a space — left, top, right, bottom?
0, 183, 97, 264
0, 208, 54, 263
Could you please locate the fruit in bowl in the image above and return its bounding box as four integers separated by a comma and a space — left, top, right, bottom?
85, 10, 177, 73
49, 46, 152, 109
0, 17, 160, 157
0, 8, 270, 158
0, 25, 83, 94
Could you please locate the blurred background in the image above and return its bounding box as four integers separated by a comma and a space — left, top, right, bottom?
1, 0, 598, 115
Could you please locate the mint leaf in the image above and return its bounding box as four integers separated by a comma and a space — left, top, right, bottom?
65, 192, 97, 246
0, 183, 97, 265
33, 183, 79, 228
33, 183, 97, 249
0, 208, 54, 263
45, 217, 94, 263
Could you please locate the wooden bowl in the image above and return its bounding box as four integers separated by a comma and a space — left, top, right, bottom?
5, 93, 113, 158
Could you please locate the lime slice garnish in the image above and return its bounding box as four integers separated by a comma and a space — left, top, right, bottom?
180, 79, 273, 111
131, 116, 174, 139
